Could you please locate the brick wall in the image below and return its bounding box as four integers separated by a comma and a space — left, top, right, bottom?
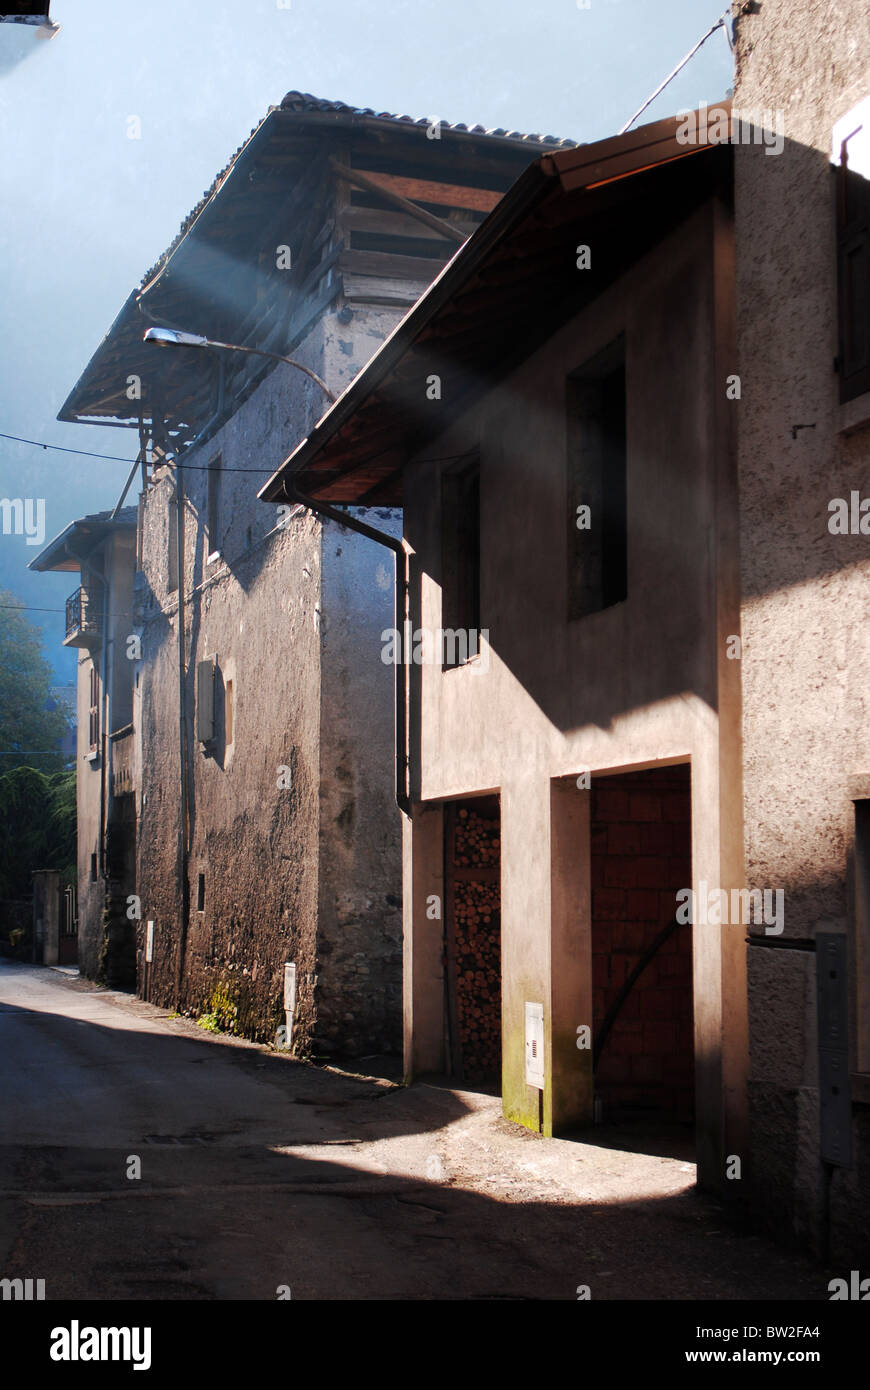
591, 766, 693, 1119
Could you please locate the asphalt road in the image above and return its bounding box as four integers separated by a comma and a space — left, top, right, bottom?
0, 959, 830, 1301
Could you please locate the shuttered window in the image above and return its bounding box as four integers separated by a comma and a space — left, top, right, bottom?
837, 161, 870, 403
88, 666, 99, 752
567, 336, 627, 621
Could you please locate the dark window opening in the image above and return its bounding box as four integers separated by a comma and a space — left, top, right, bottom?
90, 853, 97, 883
567, 337, 627, 620
168, 498, 178, 593
207, 454, 222, 559
88, 666, 99, 751
836, 158, 870, 403
441, 454, 481, 667
196, 873, 206, 913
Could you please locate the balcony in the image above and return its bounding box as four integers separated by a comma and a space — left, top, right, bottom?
64, 586, 102, 648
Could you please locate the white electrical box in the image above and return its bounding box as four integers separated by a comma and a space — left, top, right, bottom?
145, 920, 154, 964
525, 1002, 545, 1089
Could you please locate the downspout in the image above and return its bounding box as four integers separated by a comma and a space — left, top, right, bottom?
98, 550, 110, 884
280, 474, 410, 816
173, 359, 226, 1003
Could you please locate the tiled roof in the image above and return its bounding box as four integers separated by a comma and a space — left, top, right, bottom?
138, 91, 577, 290
278, 90, 578, 148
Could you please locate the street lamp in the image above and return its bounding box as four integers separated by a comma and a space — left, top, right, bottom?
142, 327, 336, 403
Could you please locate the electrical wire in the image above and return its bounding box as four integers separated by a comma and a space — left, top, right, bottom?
0, 431, 272, 474
0, 430, 472, 477
618, 5, 736, 135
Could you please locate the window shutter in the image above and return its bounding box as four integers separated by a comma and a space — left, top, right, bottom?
196, 658, 215, 744
836, 154, 870, 402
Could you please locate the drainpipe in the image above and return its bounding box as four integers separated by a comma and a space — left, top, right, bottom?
172, 360, 226, 1003
98, 551, 110, 884
279, 475, 410, 815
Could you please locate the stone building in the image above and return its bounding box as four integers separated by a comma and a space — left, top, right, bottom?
733, 0, 870, 1260
56, 92, 572, 1057
29, 508, 138, 985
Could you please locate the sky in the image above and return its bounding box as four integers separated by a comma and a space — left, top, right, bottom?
0, 0, 733, 680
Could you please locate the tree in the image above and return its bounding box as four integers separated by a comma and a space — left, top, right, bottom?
0, 588, 69, 774
0, 765, 76, 899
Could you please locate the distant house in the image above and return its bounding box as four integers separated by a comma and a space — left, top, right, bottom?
30, 508, 138, 985
55, 91, 572, 1055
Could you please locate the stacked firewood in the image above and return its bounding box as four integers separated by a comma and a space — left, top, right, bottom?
454, 808, 500, 867
453, 809, 501, 1079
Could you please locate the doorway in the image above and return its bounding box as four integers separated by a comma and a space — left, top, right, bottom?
443, 796, 501, 1085
590, 765, 694, 1126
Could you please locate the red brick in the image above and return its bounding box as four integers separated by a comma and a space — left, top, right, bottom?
662, 793, 690, 821
624, 922, 650, 953
625, 888, 660, 921
598, 1055, 630, 1083
629, 792, 662, 821
668, 857, 692, 884
593, 888, 627, 920
604, 856, 637, 889
635, 856, 670, 888
608, 954, 633, 987
631, 1054, 663, 1082
638, 957, 659, 988
595, 788, 629, 819
619, 989, 639, 1023
638, 988, 676, 1020
640, 821, 674, 855
609, 1026, 644, 1056
643, 1020, 676, 1053
607, 821, 643, 855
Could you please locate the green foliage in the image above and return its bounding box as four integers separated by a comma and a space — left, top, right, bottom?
0, 588, 69, 775
197, 981, 238, 1035
0, 766, 76, 898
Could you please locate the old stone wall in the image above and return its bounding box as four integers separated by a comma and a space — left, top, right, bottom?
135, 303, 406, 1054
734, 0, 870, 1257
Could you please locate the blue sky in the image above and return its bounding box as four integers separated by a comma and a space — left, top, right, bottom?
0, 0, 733, 678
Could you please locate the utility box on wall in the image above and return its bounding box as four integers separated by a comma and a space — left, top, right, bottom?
284, 961, 297, 1051
525, 1001, 545, 1089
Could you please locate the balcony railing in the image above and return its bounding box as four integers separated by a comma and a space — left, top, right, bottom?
64, 586, 102, 647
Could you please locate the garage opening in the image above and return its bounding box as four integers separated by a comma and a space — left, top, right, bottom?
591, 765, 694, 1127
444, 796, 501, 1086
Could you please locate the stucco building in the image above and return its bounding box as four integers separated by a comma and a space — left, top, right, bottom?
56, 92, 572, 1056
30, 508, 138, 985
265, 64, 870, 1261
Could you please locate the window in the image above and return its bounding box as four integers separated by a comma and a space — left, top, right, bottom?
168, 496, 178, 593
196, 657, 215, 745
441, 454, 481, 667
207, 454, 222, 560
88, 666, 99, 752
196, 873, 206, 913
90, 853, 97, 883
566, 337, 627, 621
